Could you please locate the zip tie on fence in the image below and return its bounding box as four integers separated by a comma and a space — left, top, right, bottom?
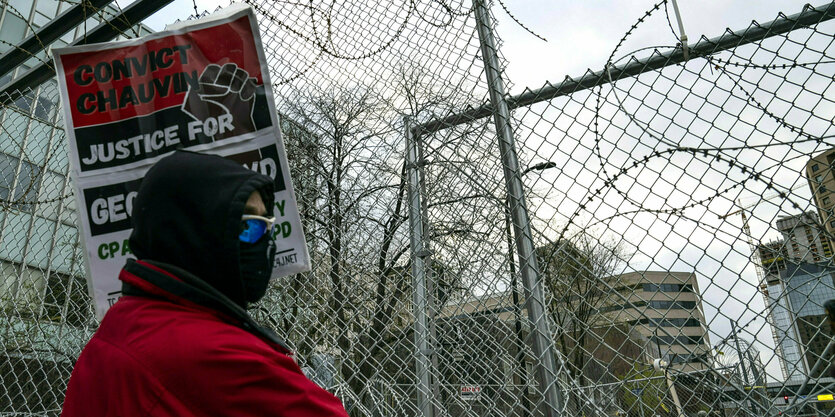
669, 0, 689, 61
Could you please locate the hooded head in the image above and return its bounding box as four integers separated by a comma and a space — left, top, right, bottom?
129, 150, 275, 306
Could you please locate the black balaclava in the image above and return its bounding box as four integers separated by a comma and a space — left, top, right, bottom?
129, 150, 275, 307
239, 227, 276, 303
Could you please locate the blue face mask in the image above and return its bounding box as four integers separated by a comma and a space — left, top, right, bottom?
238, 234, 276, 305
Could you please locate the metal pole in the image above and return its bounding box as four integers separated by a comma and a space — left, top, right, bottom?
473, 1, 562, 415
745, 349, 770, 415
416, 126, 443, 416
405, 116, 435, 417
0, 0, 116, 80
505, 199, 532, 416
731, 321, 757, 416
664, 370, 686, 417
654, 328, 663, 359
0, 0, 176, 104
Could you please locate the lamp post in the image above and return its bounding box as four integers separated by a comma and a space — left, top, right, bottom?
506, 161, 556, 417
522, 161, 557, 177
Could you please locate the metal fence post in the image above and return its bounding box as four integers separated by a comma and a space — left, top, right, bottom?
405, 116, 435, 417
505, 198, 532, 416
473, 1, 563, 415
416, 129, 445, 417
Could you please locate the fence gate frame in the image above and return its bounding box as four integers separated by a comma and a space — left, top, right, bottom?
406, 1, 835, 416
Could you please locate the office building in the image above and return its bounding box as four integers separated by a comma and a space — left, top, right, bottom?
0, 0, 153, 321
763, 260, 835, 382
759, 210, 835, 383
775, 211, 833, 263
759, 240, 805, 383
806, 148, 835, 237
601, 271, 712, 372
423, 269, 711, 416
780, 262, 835, 378
0, 1, 151, 413
436, 270, 712, 373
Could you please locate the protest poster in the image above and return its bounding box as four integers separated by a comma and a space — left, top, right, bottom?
53, 5, 310, 319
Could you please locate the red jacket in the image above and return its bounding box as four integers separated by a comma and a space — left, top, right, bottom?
62, 260, 348, 417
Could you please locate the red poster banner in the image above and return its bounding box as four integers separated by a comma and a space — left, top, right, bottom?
59, 15, 263, 128
53, 5, 310, 320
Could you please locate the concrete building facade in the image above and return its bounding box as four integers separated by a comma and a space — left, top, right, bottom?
0, 2, 151, 413
601, 271, 712, 372
775, 211, 833, 264
0, 0, 152, 322
437, 270, 712, 374
806, 148, 835, 239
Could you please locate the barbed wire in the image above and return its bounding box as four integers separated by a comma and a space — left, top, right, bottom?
571, 1, 833, 246
191, 0, 200, 18
495, 0, 546, 42
708, 56, 835, 69
1, 1, 833, 415
590, 1, 672, 197
707, 55, 832, 141
0, 193, 73, 211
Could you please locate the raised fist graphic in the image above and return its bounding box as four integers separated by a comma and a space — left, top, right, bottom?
182, 63, 258, 141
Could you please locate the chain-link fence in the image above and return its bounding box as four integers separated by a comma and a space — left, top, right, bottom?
1, 0, 834, 416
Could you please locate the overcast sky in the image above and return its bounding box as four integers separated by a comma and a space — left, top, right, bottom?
137, 0, 825, 384
493, 0, 814, 92
143, 0, 817, 83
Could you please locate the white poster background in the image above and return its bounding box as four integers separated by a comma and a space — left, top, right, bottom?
54, 5, 310, 319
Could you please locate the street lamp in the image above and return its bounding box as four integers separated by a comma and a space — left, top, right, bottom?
522, 161, 557, 176
505, 161, 557, 417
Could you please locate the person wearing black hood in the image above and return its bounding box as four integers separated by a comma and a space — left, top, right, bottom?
62, 150, 348, 417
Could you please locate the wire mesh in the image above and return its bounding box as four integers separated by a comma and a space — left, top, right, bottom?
0, 0, 833, 416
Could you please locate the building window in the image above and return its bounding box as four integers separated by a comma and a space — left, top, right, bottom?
633, 317, 702, 327
43, 272, 92, 327
649, 300, 696, 309
35, 0, 60, 17
12, 91, 34, 114
824, 197, 831, 206
643, 283, 694, 293
15, 159, 41, 211
0, 152, 42, 212
668, 353, 708, 364
0, 12, 27, 54
812, 164, 820, 172
33, 95, 55, 121
598, 300, 648, 313
0, 152, 16, 200
650, 335, 704, 346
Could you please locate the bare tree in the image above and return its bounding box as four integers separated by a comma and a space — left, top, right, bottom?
536, 231, 631, 413
281, 85, 406, 397
272, 73, 467, 414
